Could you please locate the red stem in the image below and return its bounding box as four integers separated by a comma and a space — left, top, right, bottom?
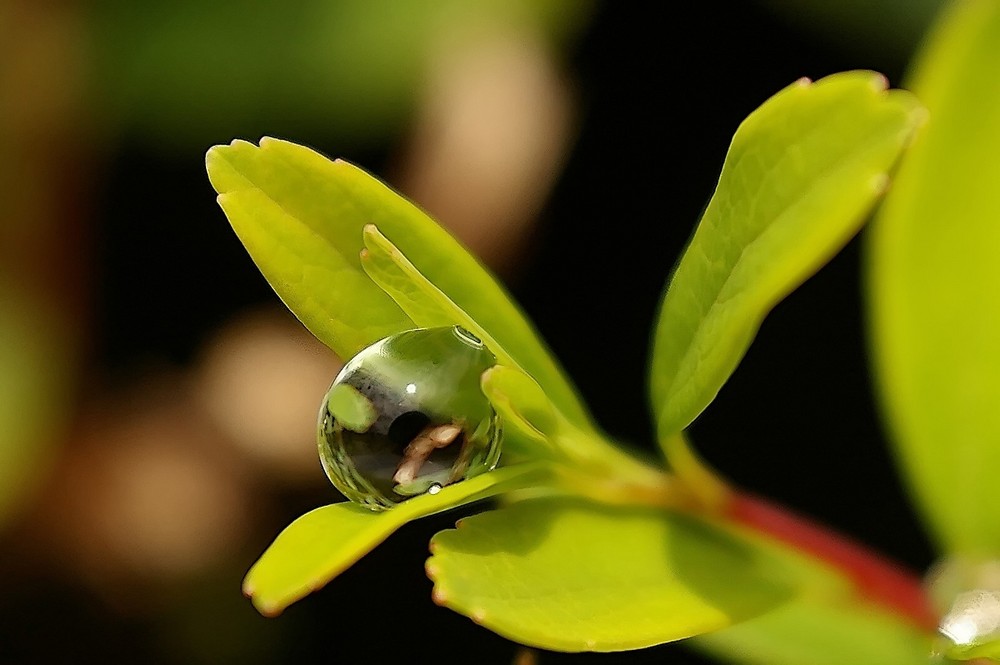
727, 490, 938, 632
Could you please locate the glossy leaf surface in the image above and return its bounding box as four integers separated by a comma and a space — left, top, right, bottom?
650, 71, 924, 443
427, 497, 806, 651
244, 463, 545, 616
868, 0, 1000, 553
206, 138, 592, 428
359, 225, 517, 374
360, 229, 568, 459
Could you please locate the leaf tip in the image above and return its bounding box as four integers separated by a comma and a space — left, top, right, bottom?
243, 578, 286, 618
871, 173, 891, 196
204, 143, 229, 182
794, 76, 812, 88
431, 586, 449, 605
480, 365, 498, 387
902, 102, 931, 136
361, 223, 387, 249
425, 559, 439, 578
255, 599, 285, 618
868, 71, 890, 92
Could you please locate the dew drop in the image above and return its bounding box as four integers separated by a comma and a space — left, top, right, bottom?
317, 326, 502, 510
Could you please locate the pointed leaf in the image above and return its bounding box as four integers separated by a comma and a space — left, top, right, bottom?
359, 227, 571, 459
427, 497, 805, 652
650, 71, 924, 443
206, 139, 592, 427
359, 225, 533, 392
868, 0, 1000, 553
244, 463, 546, 616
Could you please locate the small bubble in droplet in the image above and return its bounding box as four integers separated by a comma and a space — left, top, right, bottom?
317, 326, 501, 510
453, 326, 484, 348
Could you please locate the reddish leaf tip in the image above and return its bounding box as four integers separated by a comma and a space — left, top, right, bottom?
869, 72, 890, 92
257, 601, 284, 618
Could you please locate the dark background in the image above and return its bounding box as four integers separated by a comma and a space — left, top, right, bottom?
3, 1, 939, 663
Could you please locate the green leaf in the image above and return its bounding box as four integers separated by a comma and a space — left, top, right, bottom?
94, 0, 591, 149
359, 224, 522, 378
480, 365, 561, 459
868, 0, 1000, 554
427, 496, 805, 652
693, 598, 932, 665
361, 227, 571, 460
649, 71, 924, 445
206, 138, 593, 429
243, 463, 547, 616
944, 639, 1000, 662
360, 224, 680, 492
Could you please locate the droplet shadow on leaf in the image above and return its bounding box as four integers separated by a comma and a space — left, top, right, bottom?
428, 496, 799, 651
665, 513, 796, 623
436, 498, 562, 557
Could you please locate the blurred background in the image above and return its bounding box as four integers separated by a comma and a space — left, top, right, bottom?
0, 1, 946, 663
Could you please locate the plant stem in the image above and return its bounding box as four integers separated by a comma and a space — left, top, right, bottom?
726, 490, 938, 632
662, 433, 732, 510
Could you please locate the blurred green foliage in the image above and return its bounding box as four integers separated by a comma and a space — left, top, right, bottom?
91, 0, 591, 150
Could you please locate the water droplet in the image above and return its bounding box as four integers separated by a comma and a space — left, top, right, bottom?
318, 326, 502, 510
930, 557, 1000, 658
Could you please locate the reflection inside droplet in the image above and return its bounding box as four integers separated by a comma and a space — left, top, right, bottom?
317, 326, 501, 511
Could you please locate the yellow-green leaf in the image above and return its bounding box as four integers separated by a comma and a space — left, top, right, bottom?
480, 365, 561, 458
868, 0, 1000, 553
244, 463, 546, 616
206, 138, 592, 429
427, 497, 803, 652
694, 597, 932, 665
650, 71, 924, 446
